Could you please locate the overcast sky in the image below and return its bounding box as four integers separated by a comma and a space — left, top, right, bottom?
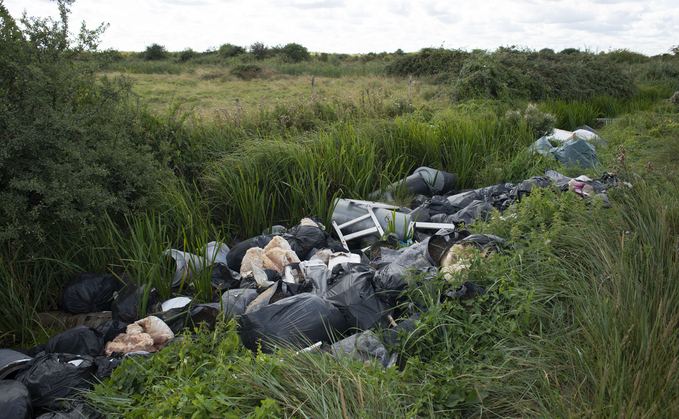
3, 0, 677, 56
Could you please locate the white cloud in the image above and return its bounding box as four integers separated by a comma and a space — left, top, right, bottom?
2, 0, 676, 55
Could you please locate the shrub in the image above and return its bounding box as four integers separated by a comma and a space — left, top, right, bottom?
249, 41, 269, 60
505, 103, 556, 138
230, 64, 265, 80
0, 1, 169, 246
178, 48, 196, 62
144, 43, 167, 60
386, 47, 470, 76
280, 42, 310, 63
218, 43, 246, 58
603, 48, 649, 64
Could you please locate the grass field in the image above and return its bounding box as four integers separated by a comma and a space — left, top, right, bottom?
3, 33, 679, 417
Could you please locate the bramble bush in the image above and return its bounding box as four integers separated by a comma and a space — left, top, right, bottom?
0, 0, 170, 247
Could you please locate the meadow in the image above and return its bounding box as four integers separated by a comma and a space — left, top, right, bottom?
2, 3, 679, 416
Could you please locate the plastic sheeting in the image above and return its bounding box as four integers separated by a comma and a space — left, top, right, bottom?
552, 139, 599, 168
221, 288, 259, 320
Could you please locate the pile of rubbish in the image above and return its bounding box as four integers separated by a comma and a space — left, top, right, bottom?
1, 127, 618, 418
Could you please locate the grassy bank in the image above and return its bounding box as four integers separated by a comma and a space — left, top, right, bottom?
2, 4, 679, 414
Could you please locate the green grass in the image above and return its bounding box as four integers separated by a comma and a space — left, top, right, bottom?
3, 48, 679, 417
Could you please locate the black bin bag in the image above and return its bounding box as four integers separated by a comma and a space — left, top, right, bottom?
111, 284, 160, 324
62, 273, 119, 314
15, 353, 97, 411
283, 224, 328, 260
238, 293, 349, 353
44, 325, 104, 357
0, 379, 32, 419
322, 263, 393, 331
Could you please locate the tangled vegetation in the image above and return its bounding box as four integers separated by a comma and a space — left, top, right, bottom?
2, 0, 679, 417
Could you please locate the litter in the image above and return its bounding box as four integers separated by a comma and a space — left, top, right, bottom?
528, 127, 602, 169
44, 325, 104, 358
238, 293, 349, 353
61, 273, 119, 314
0, 349, 33, 380
104, 316, 174, 356
0, 379, 32, 419
15, 353, 97, 411
2, 163, 623, 395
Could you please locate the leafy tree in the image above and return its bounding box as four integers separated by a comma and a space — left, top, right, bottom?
280, 43, 310, 63
0, 0, 169, 246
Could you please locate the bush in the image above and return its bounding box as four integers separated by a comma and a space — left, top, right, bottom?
0, 1, 169, 246
144, 43, 167, 60
386, 47, 470, 77
230, 64, 265, 80
178, 48, 196, 62
280, 42, 310, 63
218, 43, 246, 58
249, 41, 269, 60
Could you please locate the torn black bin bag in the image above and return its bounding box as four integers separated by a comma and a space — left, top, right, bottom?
431, 200, 494, 226
238, 293, 348, 353
94, 356, 122, 382
15, 353, 97, 411
510, 176, 553, 202
0, 349, 33, 380
36, 399, 103, 419
444, 281, 488, 301
225, 235, 273, 273
373, 263, 436, 307
210, 262, 241, 292
44, 326, 104, 358
283, 225, 328, 261
94, 320, 128, 345
0, 380, 32, 419
221, 288, 259, 320
322, 263, 393, 331
111, 284, 161, 324
380, 312, 422, 349
62, 273, 119, 314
